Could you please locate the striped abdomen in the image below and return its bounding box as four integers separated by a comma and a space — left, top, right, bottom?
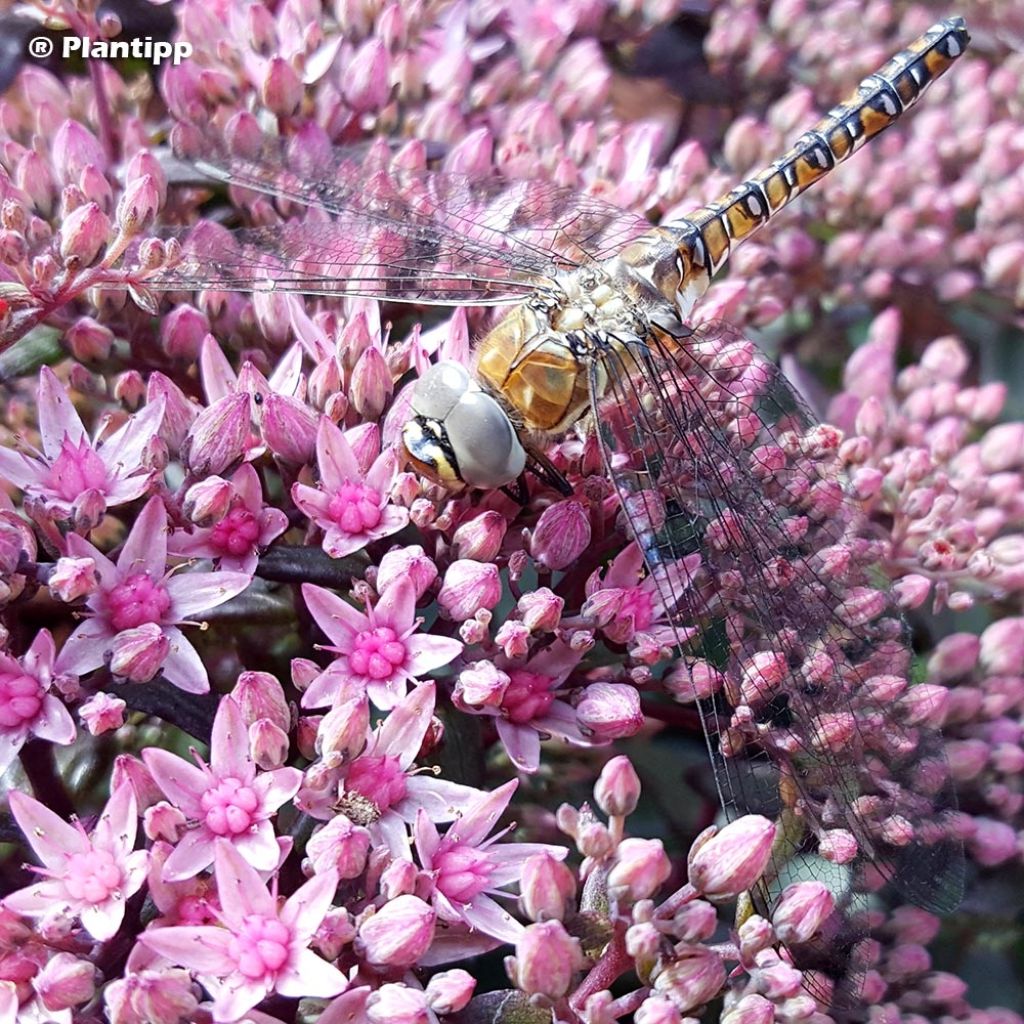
628, 16, 969, 315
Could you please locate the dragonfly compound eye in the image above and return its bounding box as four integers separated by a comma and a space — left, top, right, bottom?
403, 360, 526, 491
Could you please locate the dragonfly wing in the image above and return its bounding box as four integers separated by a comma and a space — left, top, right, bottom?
590, 321, 964, 977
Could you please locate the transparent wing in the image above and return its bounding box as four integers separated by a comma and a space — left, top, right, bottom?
591, 322, 964, 993
138, 125, 653, 304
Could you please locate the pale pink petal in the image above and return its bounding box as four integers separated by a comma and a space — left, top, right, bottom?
65, 533, 119, 592
141, 924, 235, 974
364, 447, 399, 493
104, 472, 159, 505
80, 898, 126, 941
0, 447, 46, 489
276, 948, 348, 999
8, 791, 89, 865
98, 395, 165, 472
117, 496, 169, 578
322, 528, 376, 559
525, 642, 584, 682
252, 766, 303, 810
371, 812, 411, 858
38, 366, 87, 457
413, 808, 441, 866
54, 620, 114, 676
461, 893, 524, 943
2, 878, 65, 915
233, 823, 283, 871
267, 341, 304, 396
404, 635, 464, 676
397, 776, 482, 824
291, 481, 332, 520
24, 628, 56, 670
534, 702, 587, 742
214, 841, 276, 923
91, 782, 138, 855
374, 577, 415, 630
257, 507, 289, 546
29, 695, 76, 745
201, 333, 238, 404
280, 868, 338, 939
417, 930, 502, 967
160, 627, 210, 693
316, 418, 360, 490
161, 828, 216, 881
301, 584, 366, 647
365, 674, 408, 710
213, 974, 271, 1023
300, 665, 357, 709
376, 682, 434, 766
495, 719, 540, 773
142, 748, 208, 816
446, 780, 517, 848
0, 732, 25, 775
208, 697, 252, 779
166, 570, 251, 619
230, 463, 262, 509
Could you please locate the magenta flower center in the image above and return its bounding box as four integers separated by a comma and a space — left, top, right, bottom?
200, 776, 260, 835
106, 572, 172, 630
502, 671, 556, 724
177, 894, 219, 925
210, 506, 261, 557
48, 438, 108, 501
0, 672, 43, 729
433, 843, 494, 904
227, 914, 292, 979
64, 848, 122, 904
344, 754, 408, 811
349, 626, 406, 680
327, 482, 382, 534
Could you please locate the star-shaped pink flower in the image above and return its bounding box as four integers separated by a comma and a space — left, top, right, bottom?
143, 696, 302, 881
54, 496, 252, 693
3, 783, 147, 941
301, 578, 462, 710
140, 841, 347, 1023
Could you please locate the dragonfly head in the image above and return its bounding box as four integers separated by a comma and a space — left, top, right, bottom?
401, 361, 526, 491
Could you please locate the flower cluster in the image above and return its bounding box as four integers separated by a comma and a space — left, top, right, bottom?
0, 1, 1022, 1023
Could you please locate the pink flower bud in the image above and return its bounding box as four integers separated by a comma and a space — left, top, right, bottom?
818, 829, 858, 864
350, 344, 393, 420
248, 718, 289, 770
147, 373, 198, 452
48, 556, 98, 602
595, 755, 642, 817
634, 994, 684, 1024
35, 951, 94, 1011
159, 306, 210, 362
53, 120, 107, 183
575, 682, 644, 742
112, 754, 162, 809
980, 617, 1024, 675
970, 817, 1017, 867
231, 670, 289, 732
510, 920, 582, 998
673, 900, 718, 943
425, 969, 475, 1014
438, 559, 501, 621
356, 895, 436, 967
366, 984, 429, 1024
530, 500, 591, 570
517, 587, 564, 632
376, 545, 438, 598
771, 881, 835, 945
261, 392, 318, 465
72, 487, 108, 534
116, 174, 160, 235
307, 814, 372, 879
343, 38, 391, 112
578, 820, 614, 859
262, 56, 303, 117
453, 511, 507, 561
183, 475, 232, 525
107, 623, 170, 684
318, 695, 371, 763
183, 392, 251, 476
651, 947, 726, 1013
608, 837, 671, 901
66, 315, 114, 361
520, 851, 577, 922
79, 692, 127, 735
105, 967, 198, 1024
144, 800, 186, 843
720, 993, 774, 1024
380, 857, 418, 899
59, 202, 109, 265
687, 816, 776, 902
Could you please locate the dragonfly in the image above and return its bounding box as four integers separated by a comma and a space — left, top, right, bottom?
137, 14, 969, 1006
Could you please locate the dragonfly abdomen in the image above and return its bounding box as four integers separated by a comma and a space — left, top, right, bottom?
630, 17, 969, 318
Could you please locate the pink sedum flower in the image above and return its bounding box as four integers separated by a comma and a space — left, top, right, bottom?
3, 783, 147, 941
142, 696, 302, 881
168, 464, 288, 574
414, 780, 567, 944
0, 367, 164, 519
54, 497, 252, 693
140, 841, 347, 1023
301, 578, 462, 710
292, 418, 409, 559
0, 629, 75, 774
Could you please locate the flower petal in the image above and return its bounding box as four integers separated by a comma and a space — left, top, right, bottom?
276, 948, 348, 999
162, 828, 216, 881
91, 782, 139, 856
140, 924, 235, 974
38, 366, 87, 458
118, 496, 169, 579
253, 766, 303, 811
208, 696, 253, 779
142, 747, 208, 817
316, 417, 360, 490
404, 635, 464, 676
375, 682, 434, 767
396, 776, 481, 824
301, 584, 366, 647
280, 867, 338, 940
445, 779, 517, 849
166, 569, 251, 619
214, 841, 276, 923
160, 627, 210, 694
80, 898, 126, 941
8, 791, 89, 865
460, 893, 524, 944
495, 719, 540, 773
54, 620, 114, 676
